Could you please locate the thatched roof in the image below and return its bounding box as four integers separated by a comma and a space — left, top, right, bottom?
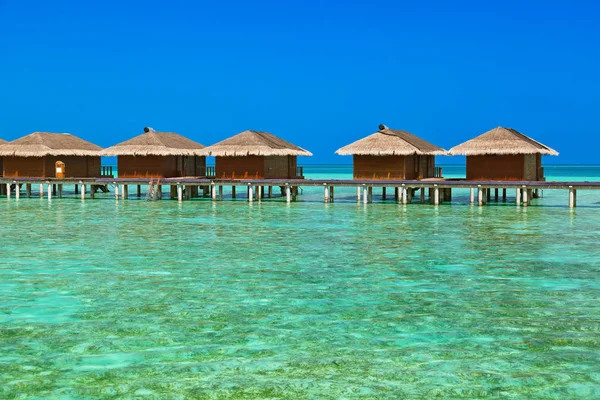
199, 130, 312, 157
449, 126, 559, 156
0, 138, 7, 145
336, 124, 446, 156
101, 127, 206, 156
0, 132, 102, 157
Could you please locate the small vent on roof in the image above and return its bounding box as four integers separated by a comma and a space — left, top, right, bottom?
144, 127, 155, 133
378, 124, 388, 130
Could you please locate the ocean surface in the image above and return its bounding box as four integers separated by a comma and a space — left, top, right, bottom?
1, 165, 600, 399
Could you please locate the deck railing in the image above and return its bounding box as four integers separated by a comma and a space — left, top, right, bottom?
197, 166, 215, 178
434, 166, 443, 178
101, 166, 114, 177
292, 166, 304, 179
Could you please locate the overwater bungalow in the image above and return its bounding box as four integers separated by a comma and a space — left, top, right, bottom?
0, 132, 102, 178
335, 124, 446, 179
101, 127, 207, 178
0, 138, 6, 177
200, 130, 312, 179
448, 126, 558, 181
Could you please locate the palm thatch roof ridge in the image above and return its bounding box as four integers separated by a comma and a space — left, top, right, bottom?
0, 132, 102, 157
0, 138, 7, 145
199, 130, 312, 157
335, 124, 446, 156
101, 127, 206, 156
449, 126, 558, 156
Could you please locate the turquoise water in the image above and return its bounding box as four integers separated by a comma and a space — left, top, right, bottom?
1, 165, 600, 399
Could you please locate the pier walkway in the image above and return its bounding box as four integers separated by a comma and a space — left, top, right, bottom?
1, 177, 599, 208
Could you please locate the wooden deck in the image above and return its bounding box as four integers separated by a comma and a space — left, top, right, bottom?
0, 177, 597, 207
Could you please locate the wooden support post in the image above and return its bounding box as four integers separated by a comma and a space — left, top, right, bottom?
367, 186, 373, 203
502, 188, 507, 201
256, 186, 261, 201
569, 187, 576, 208
211, 184, 216, 201
53, 185, 57, 195
26, 184, 31, 198
58, 184, 63, 199
324, 185, 329, 202
330, 186, 334, 202
232, 186, 236, 198
114, 183, 119, 200
420, 187, 425, 204
39, 184, 44, 198
495, 188, 499, 202
74, 184, 78, 194
292, 186, 298, 201
516, 188, 521, 205
522, 187, 529, 207
90, 185, 95, 199
185, 186, 191, 200
218, 185, 223, 201
486, 188, 491, 202
15, 184, 20, 200
268, 186, 272, 198
357, 187, 361, 202
47, 183, 52, 201
157, 185, 162, 200
81, 183, 86, 200
363, 186, 368, 204
122, 185, 128, 199
248, 185, 253, 203
177, 184, 183, 202
286, 185, 291, 203
402, 186, 408, 205
137, 185, 141, 197
203, 186, 209, 196
445, 188, 452, 202
433, 186, 439, 206
478, 186, 483, 206
382, 187, 386, 200
394, 187, 399, 201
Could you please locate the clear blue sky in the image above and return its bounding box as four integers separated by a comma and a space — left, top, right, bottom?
1, 0, 598, 164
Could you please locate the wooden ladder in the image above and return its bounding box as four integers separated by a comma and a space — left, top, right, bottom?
145, 178, 160, 201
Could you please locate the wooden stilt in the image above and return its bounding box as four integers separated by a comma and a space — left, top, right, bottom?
382, 187, 386, 200
433, 186, 439, 205
39, 183, 43, 198
74, 184, 78, 195
115, 183, 119, 200
522, 187, 529, 207
394, 187, 399, 201
286, 185, 291, 203
218, 185, 223, 201
177, 184, 183, 202
15, 184, 20, 200
367, 186, 373, 203
357, 187, 361, 202
516, 188, 521, 205
58, 184, 63, 199
137, 185, 141, 197
402, 186, 408, 205
569, 187, 576, 208
122, 185, 128, 199
52, 184, 57, 195
268, 186, 272, 198
157, 185, 162, 200
486, 188, 491, 202
248, 185, 253, 203
478, 187, 483, 206
47, 183, 52, 201
81, 183, 86, 200
232, 186, 236, 198
26, 184, 31, 198
324, 185, 329, 202
211, 184, 216, 201
494, 188, 499, 202
420, 187, 425, 204
502, 188, 507, 201
330, 186, 334, 202
363, 187, 368, 204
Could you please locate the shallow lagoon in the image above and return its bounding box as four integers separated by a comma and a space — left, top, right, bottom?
1, 165, 600, 398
